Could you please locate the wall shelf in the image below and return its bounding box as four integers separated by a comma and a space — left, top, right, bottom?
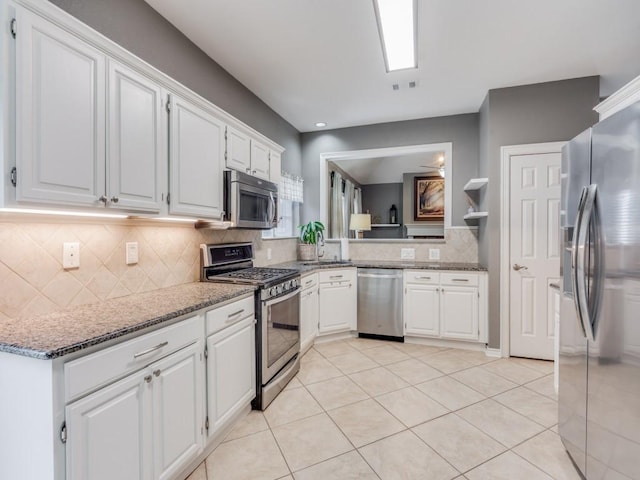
463, 178, 489, 191
463, 212, 488, 220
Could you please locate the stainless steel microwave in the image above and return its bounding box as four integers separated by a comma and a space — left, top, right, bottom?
224, 170, 278, 229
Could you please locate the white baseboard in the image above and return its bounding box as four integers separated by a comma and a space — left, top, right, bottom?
485, 347, 502, 358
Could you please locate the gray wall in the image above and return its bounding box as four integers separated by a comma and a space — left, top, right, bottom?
479, 76, 600, 348
361, 183, 403, 239
49, 0, 302, 175
301, 114, 479, 225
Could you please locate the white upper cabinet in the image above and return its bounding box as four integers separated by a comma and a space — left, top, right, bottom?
16, 8, 106, 207
269, 150, 281, 186
225, 126, 251, 173
250, 139, 270, 180
107, 60, 165, 212
168, 94, 224, 218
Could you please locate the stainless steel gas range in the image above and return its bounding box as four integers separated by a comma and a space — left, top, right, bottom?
200, 243, 300, 410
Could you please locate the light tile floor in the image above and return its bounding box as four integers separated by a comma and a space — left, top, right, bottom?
187, 338, 581, 480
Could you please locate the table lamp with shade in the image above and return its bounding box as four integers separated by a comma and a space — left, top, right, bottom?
349, 213, 371, 239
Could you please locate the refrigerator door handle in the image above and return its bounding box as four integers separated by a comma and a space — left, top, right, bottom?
571, 186, 588, 337
588, 186, 604, 341
573, 184, 598, 342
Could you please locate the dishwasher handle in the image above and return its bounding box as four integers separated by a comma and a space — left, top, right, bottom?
357, 272, 403, 279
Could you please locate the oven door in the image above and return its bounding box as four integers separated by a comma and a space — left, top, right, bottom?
262, 288, 300, 384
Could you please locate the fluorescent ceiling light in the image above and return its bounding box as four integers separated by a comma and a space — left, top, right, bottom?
374, 0, 417, 72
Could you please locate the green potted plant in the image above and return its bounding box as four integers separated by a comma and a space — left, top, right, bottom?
297, 220, 325, 261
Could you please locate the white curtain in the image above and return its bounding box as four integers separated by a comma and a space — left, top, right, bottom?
343, 179, 354, 238
330, 171, 344, 238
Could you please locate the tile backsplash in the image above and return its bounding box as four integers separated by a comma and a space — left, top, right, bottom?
0, 215, 297, 320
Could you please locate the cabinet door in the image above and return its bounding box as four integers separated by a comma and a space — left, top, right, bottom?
151, 341, 204, 480
107, 60, 164, 212
404, 284, 440, 337
441, 286, 479, 340
206, 316, 256, 437
169, 94, 224, 218
250, 140, 270, 180
300, 287, 319, 351
66, 371, 151, 480
16, 9, 106, 206
225, 126, 251, 173
269, 150, 281, 185
319, 281, 356, 334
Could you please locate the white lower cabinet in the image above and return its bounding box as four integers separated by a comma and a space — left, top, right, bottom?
206, 314, 255, 437
318, 268, 357, 335
65, 340, 203, 480
404, 270, 487, 343
300, 273, 319, 351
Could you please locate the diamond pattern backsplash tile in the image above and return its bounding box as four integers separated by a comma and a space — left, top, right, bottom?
0, 217, 297, 321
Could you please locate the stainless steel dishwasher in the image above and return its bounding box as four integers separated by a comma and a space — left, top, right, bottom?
357, 268, 403, 340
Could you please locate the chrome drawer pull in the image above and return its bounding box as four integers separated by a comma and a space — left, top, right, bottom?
133, 341, 168, 359
304, 279, 314, 286
330, 275, 344, 279
416, 276, 432, 280
452, 278, 469, 282
226, 309, 245, 322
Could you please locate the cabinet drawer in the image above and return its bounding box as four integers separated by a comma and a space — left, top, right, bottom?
404, 270, 440, 284
301, 273, 318, 290
319, 268, 356, 284
65, 315, 202, 403
440, 272, 479, 287
205, 295, 255, 335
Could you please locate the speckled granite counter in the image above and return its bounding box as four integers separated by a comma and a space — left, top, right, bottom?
0, 282, 255, 360
271, 260, 487, 273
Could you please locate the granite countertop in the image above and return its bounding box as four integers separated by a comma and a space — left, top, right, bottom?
0, 282, 255, 360
272, 260, 487, 273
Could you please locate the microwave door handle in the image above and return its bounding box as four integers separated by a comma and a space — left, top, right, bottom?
269, 192, 276, 225
574, 184, 597, 342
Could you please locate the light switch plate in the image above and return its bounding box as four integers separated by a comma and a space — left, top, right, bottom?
126, 242, 139, 265
63, 242, 80, 269
429, 248, 441, 260
401, 248, 415, 260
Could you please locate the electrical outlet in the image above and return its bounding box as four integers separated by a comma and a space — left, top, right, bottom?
63, 242, 80, 269
401, 248, 415, 260
267, 248, 272, 260
429, 248, 440, 260
126, 242, 139, 265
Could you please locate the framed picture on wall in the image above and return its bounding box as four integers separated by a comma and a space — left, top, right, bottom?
414, 176, 445, 220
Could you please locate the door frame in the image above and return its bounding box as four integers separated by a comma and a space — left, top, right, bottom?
499, 141, 566, 358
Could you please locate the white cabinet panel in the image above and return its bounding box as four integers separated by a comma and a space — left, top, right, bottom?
66, 371, 149, 480
107, 60, 164, 212
269, 150, 281, 185
250, 140, 270, 180
441, 286, 479, 341
206, 315, 256, 437
169, 94, 224, 218
16, 9, 105, 206
404, 284, 440, 337
225, 126, 251, 173
300, 281, 319, 352
152, 342, 204, 480
318, 268, 357, 335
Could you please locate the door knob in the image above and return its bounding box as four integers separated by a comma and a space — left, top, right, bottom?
513, 264, 528, 271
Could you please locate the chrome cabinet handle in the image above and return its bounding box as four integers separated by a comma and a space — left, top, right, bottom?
330, 275, 344, 279
133, 341, 168, 359
304, 279, 314, 286
246, 168, 251, 173
153, 369, 161, 377
512, 264, 528, 271
451, 278, 469, 282
144, 375, 152, 383
225, 309, 245, 323
110, 196, 119, 204
252, 170, 257, 175
416, 276, 432, 280
98, 195, 108, 204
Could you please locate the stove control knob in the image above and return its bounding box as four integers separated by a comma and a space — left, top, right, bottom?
277, 285, 283, 294
269, 287, 277, 297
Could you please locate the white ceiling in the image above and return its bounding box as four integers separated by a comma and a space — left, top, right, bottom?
334, 151, 443, 185
145, 0, 640, 132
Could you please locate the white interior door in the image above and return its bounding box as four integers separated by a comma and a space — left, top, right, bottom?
509, 152, 561, 359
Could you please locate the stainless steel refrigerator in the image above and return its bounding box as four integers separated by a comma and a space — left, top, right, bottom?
559, 100, 640, 480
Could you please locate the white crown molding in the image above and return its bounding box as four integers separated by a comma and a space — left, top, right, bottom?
595, 74, 640, 121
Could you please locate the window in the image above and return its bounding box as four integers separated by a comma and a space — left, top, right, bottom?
262, 172, 303, 238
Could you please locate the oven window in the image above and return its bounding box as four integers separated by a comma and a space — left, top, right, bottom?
240, 190, 270, 223
266, 293, 300, 368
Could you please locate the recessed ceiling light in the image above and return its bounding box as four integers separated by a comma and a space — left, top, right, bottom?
374, 0, 417, 72
315, 122, 327, 128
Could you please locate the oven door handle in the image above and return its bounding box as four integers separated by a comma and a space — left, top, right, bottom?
263, 287, 300, 307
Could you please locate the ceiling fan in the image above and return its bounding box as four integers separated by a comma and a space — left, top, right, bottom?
420, 155, 445, 177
